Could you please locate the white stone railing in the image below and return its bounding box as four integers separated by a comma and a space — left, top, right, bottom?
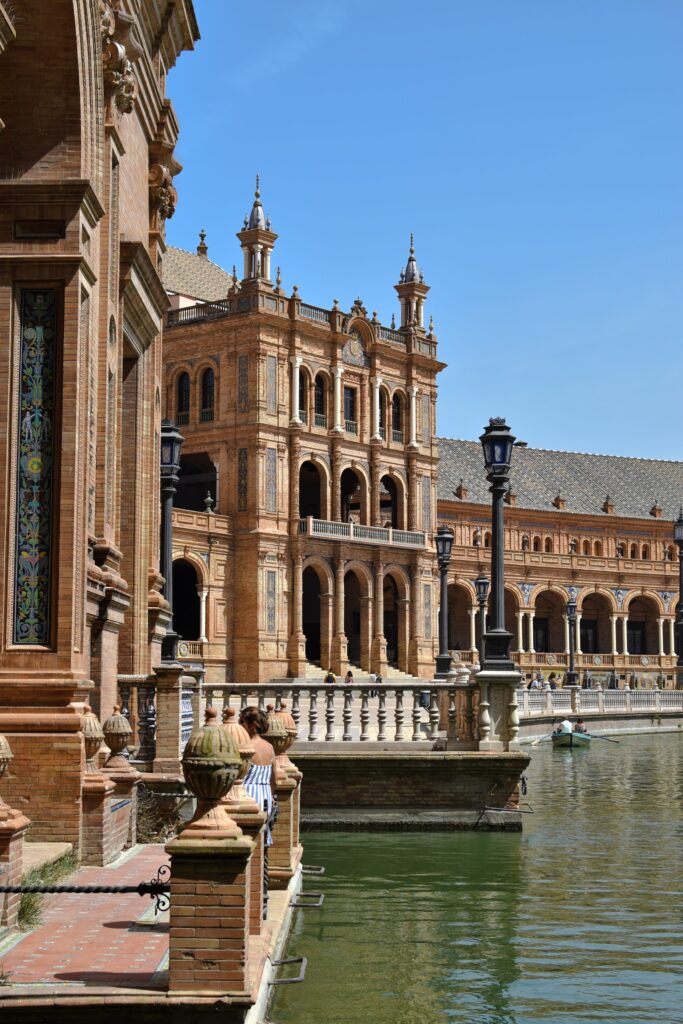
298, 516, 427, 549
202, 682, 467, 744
516, 685, 683, 717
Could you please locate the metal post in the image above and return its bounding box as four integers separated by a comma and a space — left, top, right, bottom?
160, 420, 184, 663
567, 611, 577, 686
434, 526, 454, 678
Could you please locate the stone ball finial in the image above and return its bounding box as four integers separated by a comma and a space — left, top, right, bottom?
181, 705, 241, 804
82, 705, 104, 774
102, 705, 132, 770
264, 706, 289, 757
221, 706, 255, 778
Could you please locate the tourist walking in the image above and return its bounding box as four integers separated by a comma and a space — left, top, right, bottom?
324, 667, 336, 686
368, 671, 377, 697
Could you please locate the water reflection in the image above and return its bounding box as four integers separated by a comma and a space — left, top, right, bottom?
273, 733, 683, 1024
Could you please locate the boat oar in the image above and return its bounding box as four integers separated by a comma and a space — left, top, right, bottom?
531, 733, 553, 746
589, 734, 620, 744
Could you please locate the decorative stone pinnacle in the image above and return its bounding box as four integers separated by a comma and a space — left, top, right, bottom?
255, 172, 260, 199
410, 231, 414, 254
197, 228, 208, 257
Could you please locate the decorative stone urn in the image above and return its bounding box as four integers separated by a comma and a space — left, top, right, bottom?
265, 706, 291, 779
275, 701, 298, 772
221, 707, 256, 807
81, 705, 105, 774
102, 705, 133, 770
181, 707, 243, 835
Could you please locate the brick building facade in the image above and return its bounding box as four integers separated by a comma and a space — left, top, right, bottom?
164, 188, 683, 689
0, 0, 198, 851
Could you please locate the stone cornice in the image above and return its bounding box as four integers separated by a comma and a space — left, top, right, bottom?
0, 179, 105, 223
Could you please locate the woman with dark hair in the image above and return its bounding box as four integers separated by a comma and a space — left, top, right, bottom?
239, 705, 277, 918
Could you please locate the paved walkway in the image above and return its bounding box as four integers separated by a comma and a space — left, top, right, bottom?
0, 844, 169, 990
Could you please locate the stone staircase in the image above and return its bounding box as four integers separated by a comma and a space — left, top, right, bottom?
290, 663, 425, 687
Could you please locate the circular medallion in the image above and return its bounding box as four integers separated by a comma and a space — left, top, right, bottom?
178, 641, 189, 657
641, 656, 649, 666
594, 655, 602, 666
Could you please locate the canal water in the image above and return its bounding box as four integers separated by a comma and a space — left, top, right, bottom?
272, 732, 683, 1024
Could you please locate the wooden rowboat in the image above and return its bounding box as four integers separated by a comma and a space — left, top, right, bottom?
551, 731, 591, 749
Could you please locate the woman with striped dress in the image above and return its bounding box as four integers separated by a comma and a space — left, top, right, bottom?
239, 706, 277, 916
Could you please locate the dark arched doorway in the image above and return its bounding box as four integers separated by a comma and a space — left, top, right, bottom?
173, 559, 200, 641
341, 468, 364, 524
302, 566, 321, 662
581, 593, 612, 653
299, 461, 322, 519
383, 575, 399, 666
533, 591, 565, 653
447, 584, 472, 651
379, 476, 398, 529
344, 570, 362, 665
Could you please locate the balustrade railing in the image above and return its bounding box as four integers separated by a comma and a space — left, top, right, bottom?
298, 517, 427, 548
377, 325, 405, 345
118, 675, 157, 762
516, 685, 683, 717
314, 412, 327, 428
299, 303, 330, 325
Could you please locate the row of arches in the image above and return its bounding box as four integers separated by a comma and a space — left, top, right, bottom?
470, 529, 676, 561
174, 367, 216, 426
297, 369, 407, 437
299, 460, 407, 528
447, 583, 675, 658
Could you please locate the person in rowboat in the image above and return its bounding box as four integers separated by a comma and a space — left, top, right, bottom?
575, 718, 588, 734
553, 718, 573, 735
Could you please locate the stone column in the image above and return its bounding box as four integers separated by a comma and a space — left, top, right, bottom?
407, 451, 418, 531
332, 365, 344, 432
621, 616, 629, 656
527, 611, 536, 654
468, 607, 477, 652
408, 385, 418, 447
658, 617, 665, 656
563, 614, 570, 654
290, 355, 302, 424
371, 376, 382, 440
575, 612, 583, 654
372, 562, 388, 674
370, 442, 382, 526
517, 611, 526, 653
360, 594, 372, 671
611, 614, 618, 655
288, 552, 307, 677
197, 588, 208, 643
331, 433, 342, 522
408, 567, 423, 677
289, 430, 302, 524
330, 557, 347, 673
669, 617, 676, 656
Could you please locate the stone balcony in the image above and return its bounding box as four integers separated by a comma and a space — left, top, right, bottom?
298, 516, 427, 549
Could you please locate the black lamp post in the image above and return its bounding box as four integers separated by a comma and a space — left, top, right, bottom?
566, 597, 578, 687
474, 574, 490, 665
435, 525, 455, 677
160, 419, 184, 662
674, 508, 683, 688
479, 418, 515, 671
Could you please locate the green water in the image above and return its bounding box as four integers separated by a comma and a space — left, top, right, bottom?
271, 733, 683, 1024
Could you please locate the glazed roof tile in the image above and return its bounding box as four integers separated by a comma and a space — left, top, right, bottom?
437, 438, 683, 521
164, 245, 232, 302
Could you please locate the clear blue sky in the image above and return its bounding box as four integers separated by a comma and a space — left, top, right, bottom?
167, 0, 683, 460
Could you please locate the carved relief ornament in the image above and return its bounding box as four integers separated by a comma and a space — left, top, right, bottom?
100, 2, 139, 115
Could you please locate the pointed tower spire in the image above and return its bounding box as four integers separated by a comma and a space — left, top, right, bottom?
197, 228, 208, 257
236, 175, 278, 287
394, 233, 429, 329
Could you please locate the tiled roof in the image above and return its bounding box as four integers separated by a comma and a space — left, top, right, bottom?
163, 245, 232, 302
437, 438, 683, 521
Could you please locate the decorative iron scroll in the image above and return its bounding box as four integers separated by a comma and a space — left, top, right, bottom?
14, 289, 57, 645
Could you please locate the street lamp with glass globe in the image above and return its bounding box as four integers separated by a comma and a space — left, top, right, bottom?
566, 597, 578, 687
474, 574, 490, 665
479, 418, 515, 671
160, 419, 184, 662
674, 508, 683, 688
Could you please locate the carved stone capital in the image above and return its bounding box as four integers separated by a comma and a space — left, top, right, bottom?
103, 42, 137, 113
149, 163, 177, 220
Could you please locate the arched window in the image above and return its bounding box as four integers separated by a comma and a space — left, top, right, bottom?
641, 545, 649, 560
200, 368, 214, 422
593, 541, 602, 556
391, 395, 403, 442
665, 544, 675, 562
544, 537, 553, 553
582, 540, 590, 556
630, 543, 638, 559
177, 372, 190, 425
314, 375, 326, 426
533, 536, 541, 552
521, 534, 530, 551
484, 531, 492, 548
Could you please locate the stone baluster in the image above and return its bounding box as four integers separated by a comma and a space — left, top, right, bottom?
360, 688, 370, 741
377, 690, 387, 741
448, 689, 457, 737
274, 689, 283, 711
291, 688, 301, 728
257, 692, 266, 712
508, 687, 520, 748
465, 685, 475, 742
478, 680, 492, 746
394, 689, 405, 741
240, 691, 248, 711
342, 689, 353, 741
325, 688, 336, 741
136, 685, 157, 763
308, 689, 318, 741
411, 690, 422, 741
119, 684, 131, 721
428, 690, 440, 740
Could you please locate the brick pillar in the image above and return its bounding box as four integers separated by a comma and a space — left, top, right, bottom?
0, 801, 30, 928
166, 828, 254, 994
153, 663, 184, 774
407, 451, 418, 531
370, 441, 381, 526
331, 433, 342, 521
372, 561, 388, 674
330, 556, 347, 674
221, 784, 267, 936
288, 549, 307, 677
268, 770, 299, 890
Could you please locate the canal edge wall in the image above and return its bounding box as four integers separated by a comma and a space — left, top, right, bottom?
519, 709, 683, 742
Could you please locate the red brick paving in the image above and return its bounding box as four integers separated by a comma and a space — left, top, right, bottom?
0, 844, 169, 989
